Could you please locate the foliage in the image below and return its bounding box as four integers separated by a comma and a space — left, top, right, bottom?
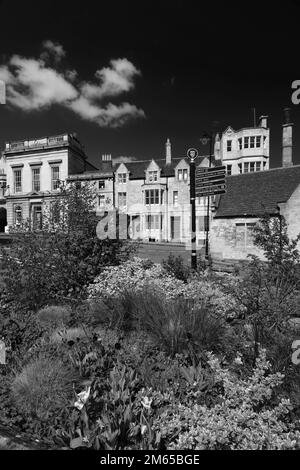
0, 182, 135, 310
11, 355, 78, 420
152, 350, 300, 450
162, 254, 189, 282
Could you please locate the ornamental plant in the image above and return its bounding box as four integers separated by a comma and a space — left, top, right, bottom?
152, 350, 300, 450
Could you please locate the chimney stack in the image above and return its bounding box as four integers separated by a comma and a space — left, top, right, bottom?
166, 138, 171, 165
282, 108, 293, 168
259, 115, 268, 128
102, 154, 112, 161
214, 133, 221, 161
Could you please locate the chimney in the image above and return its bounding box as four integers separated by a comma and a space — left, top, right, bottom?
259, 115, 268, 128
166, 138, 171, 165
214, 133, 221, 161
282, 108, 293, 168
101, 154, 112, 171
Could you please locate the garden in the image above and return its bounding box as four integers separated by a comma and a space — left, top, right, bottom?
0, 182, 300, 450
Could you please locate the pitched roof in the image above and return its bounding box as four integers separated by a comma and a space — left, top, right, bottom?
115, 156, 221, 179
215, 165, 300, 218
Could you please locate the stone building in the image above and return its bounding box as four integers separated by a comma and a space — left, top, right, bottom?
210, 110, 298, 260
216, 115, 270, 176
2, 133, 97, 229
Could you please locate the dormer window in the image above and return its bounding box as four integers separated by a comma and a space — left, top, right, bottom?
148, 171, 158, 182
227, 140, 232, 152
118, 173, 127, 184
178, 169, 188, 181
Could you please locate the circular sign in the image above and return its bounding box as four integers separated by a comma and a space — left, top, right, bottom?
187, 148, 198, 160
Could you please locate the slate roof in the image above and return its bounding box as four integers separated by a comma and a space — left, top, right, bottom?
115, 156, 221, 179
215, 165, 300, 218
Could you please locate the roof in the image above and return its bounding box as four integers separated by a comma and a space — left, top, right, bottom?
215, 165, 300, 218
115, 156, 221, 179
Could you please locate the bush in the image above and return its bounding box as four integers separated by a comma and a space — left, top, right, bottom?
36, 305, 72, 330
162, 254, 189, 282
152, 350, 300, 450
133, 290, 228, 358
11, 356, 78, 420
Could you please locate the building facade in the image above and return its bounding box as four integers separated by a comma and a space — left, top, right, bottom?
2, 133, 97, 229
215, 115, 270, 176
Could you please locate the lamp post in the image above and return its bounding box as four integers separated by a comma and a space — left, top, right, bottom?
187, 148, 198, 270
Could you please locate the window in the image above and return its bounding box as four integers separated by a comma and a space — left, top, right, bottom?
178, 169, 188, 181
236, 223, 256, 248
256, 162, 261, 172
148, 171, 158, 182
244, 162, 249, 173
51, 166, 60, 191
226, 165, 232, 176
238, 163, 243, 174
244, 137, 249, 149
250, 162, 255, 172
118, 173, 127, 184
238, 138, 243, 150
145, 189, 160, 205
255, 136, 261, 148
32, 205, 42, 230
196, 216, 209, 232
227, 140, 232, 152
250, 136, 255, 148
145, 214, 161, 230
13, 169, 22, 193
14, 205, 22, 225
173, 191, 178, 206
118, 192, 126, 207
98, 194, 105, 207
99, 180, 105, 189
32, 168, 40, 192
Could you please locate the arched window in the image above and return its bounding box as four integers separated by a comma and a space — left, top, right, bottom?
14, 205, 22, 225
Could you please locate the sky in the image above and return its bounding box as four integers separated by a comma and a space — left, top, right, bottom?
0, 0, 300, 168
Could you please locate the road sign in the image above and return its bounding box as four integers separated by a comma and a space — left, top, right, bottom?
197, 165, 226, 173
195, 165, 226, 197
187, 148, 198, 160
196, 184, 226, 197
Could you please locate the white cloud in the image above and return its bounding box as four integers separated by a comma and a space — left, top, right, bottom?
113, 155, 136, 164
41, 40, 66, 62
0, 42, 145, 128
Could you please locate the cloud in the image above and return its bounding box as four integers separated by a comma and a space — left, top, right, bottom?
113, 155, 136, 164
41, 40, 66, 62
0, 41, 145, 128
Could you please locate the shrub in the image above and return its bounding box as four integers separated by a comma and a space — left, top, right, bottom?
11, 356, 78, 420
36, 305, 72, 330
152, 350, 300, 450
162, 254, 189, 282
134, 289, 228, 358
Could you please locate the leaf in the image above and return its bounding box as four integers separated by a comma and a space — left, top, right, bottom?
70, 436, 84, 449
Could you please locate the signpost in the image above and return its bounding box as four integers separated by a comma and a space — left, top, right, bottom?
195, 165, 226, 260
187, 148, 198, 270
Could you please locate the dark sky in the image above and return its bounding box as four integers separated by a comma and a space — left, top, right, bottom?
0, 0, 299, 168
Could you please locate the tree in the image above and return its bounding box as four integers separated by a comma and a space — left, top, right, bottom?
0, 182, 135, 311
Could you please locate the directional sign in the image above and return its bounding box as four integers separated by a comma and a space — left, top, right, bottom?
196, 184, 226, 197
195, 165, 226, 197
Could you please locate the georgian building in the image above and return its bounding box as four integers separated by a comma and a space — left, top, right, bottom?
1, 133, 97, 229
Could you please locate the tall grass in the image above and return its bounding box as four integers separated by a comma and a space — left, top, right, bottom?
11, 355, 78, 420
